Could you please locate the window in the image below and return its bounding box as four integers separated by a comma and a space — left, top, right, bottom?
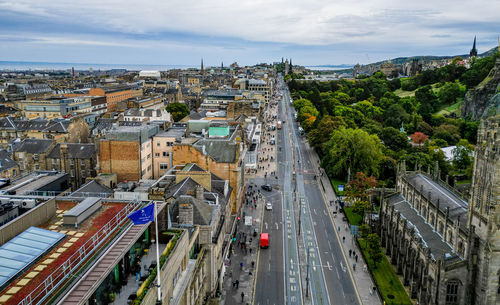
34, 164, 39, 170
157, 142, 160, 146
147, 154, 151, 159
163, 151, 169, 157
155, 153, 160, 157
81, 160, 85, 166
12, 169, 16, 177
160, 163, 169, 170
70, 170, 75, 177
52, 158, 57, 165
70, 159, 74, 165
81, 170, 86, 177
445, 280, 459, 304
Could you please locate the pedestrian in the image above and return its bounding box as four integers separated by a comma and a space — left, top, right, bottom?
241, 292, 245, 303
363, 264, 368, 272
355, 255, 358, 262
235, 280, 239, 288
342, 236, 345, 243
240, 262, 243, 270
250, 248, 252, 254
372, 286, 376, 295
251, 261, 255, 268
353, 250, 356, 257
349, 249, 352, 257
353, 263, 356, 271
134, 259, 142, 281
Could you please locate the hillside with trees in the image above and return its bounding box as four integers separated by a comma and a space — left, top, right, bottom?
288, 52, 499, 189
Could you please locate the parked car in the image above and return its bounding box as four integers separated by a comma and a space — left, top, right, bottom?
266, 202, 272, 210
261, 184, 272, 191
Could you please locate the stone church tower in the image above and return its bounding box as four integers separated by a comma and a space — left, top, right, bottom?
466, 114, 500, 304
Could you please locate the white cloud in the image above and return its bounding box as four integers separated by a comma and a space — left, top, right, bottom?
1, 0, 498, 47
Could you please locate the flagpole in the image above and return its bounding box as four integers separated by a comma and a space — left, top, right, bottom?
154, 201, 162, 303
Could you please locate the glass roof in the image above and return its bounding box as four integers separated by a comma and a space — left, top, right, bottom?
0, 227, 65, 288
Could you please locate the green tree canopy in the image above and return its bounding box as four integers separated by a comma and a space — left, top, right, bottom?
322, 128, 383, 178
166, 102, 189, 122
380, 127, 410, 151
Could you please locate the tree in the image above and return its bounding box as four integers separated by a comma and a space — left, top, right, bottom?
453, 139, 474, 171
438, 81, 462, 105
166, 102, 189, 122
366, 233, 383, 268
433, 124, 460, 145
359, 224, 371, 239
323, 128, 383, 178
410, 132, 428, 145
380, 127, 410, 151
345, 172, 378, 201
384, 104, 409, 129
308, 115, 346, 154
352, 200, 370, 221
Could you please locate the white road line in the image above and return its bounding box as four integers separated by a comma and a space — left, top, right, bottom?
327, 261, 332, 271
313, 209, 317, 215
275, 222, 279, 230
323, 209, 327, 216
265, 222, 268, 230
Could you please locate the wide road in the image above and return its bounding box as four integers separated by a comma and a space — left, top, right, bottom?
282, 76, 361, 305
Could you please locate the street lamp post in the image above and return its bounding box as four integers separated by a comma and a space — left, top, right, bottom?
306, 247, 310, 298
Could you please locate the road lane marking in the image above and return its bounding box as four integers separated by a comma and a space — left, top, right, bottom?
313, 208, 317, 215
326, 261, 332, 271
265, 222, 268, 230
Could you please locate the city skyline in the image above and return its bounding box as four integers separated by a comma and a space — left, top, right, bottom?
0, 0, 499, 66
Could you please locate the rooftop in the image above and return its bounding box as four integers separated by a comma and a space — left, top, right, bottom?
387, 194, 457, 260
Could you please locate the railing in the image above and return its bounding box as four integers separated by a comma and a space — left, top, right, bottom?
20, 200, 143, 305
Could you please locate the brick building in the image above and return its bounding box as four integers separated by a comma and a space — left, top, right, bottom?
98, 124, 159, 182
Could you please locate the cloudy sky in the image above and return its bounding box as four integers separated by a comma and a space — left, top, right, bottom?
0, 0, 499, 66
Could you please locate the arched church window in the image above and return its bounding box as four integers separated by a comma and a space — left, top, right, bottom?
438, 222, 444, 235
458, 241, 464, 257
445, 280, 460, 304
448, 232, 453, 244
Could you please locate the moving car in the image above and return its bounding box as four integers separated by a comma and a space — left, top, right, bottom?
266, 202, 272, 210
261, 184, 272, 191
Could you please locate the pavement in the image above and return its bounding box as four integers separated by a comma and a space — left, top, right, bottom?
219, 183, 265, 305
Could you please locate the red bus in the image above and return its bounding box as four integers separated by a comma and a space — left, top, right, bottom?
260, 233, 269, 248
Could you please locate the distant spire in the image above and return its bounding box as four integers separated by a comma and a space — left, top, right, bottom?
201, 58, 204, 72
281, 57, 284, 64
221, 61, 224, 69
470, 36, 478, 57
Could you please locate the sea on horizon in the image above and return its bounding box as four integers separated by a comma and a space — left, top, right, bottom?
0, 61, 198, 71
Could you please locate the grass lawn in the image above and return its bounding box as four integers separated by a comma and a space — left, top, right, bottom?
330, 178, 347, 196
344, 207, 362, 225
394, 88, 415, 98
435, 99, 463, 116
359, 239, 412, 305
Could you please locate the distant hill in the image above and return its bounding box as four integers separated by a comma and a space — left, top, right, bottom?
368, 47, 498, 66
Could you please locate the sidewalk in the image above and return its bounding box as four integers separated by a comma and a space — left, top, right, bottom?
220, 185, 265, 305
309, 148, 382, 305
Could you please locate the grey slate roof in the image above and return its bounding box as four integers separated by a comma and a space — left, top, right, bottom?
71, 180, 113, 197
47, 143, 95, 159
0, 149, 18, 171
13, 138, 54, 154
189, 110, 207, 120
170, 195, 215, 226
406, 173, 468, 223
43, 120, 70, 133
182, 163, 206, 172
387, 193, 456, 260
193, 139, 237, 163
